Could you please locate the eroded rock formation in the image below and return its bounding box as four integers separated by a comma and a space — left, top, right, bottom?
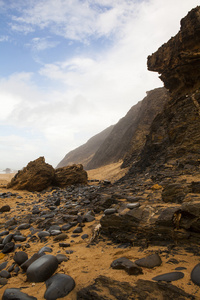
7, 157, 87, 191
128, 6, 200, 175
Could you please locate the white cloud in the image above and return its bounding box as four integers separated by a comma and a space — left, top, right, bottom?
0, 0, 199, 170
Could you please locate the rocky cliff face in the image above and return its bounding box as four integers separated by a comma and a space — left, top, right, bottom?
87, 88, 168, 170
128, 6, 200, 176
57, 125, 114, 169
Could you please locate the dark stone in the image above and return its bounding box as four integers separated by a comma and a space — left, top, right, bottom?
59, 243, 70, 248
13, 251, 28, 266
3, 234, 13, 245
62, 224, 72, 231
81, 234, 88, 240
0, 270, 11, 278
111, 257, 143, 275
2, 288, 37, 299
13, 235, 26, 242
0, 231, 9, 237
26, 255, 58, 282
53, 233, 68, 241
127, 203, 140, 209
0, 205, 10, 212
135, 253, 162, 268
18, 223, 30, 230
38, 246, 53, 254
2, 242, 15, 254
152, 272, 184, 282
56, 254, 69, 263
83, 213, 95, 222
45, 273, 75, 299
0, 261, 8, 271
38, 231, 50, 239
21, 253, 43, 271
191, 263, 200, 286
73, 227, 83, 234
104, 208, 117, 215
50, 230, 61, 236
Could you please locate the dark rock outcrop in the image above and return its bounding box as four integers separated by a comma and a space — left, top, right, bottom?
77, 276, 194, 299
127, 6, 200, 176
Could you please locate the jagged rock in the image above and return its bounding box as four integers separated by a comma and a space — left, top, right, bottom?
148, 7, 200, 97
111, 257, 143, 275
53, 164, 87, 187
7, 157, 55, 192
77, 276, 194, 299
162, 184, 188, 203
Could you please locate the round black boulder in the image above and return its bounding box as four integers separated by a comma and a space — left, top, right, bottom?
44, 273, 75, 300
26, 254, 58, 282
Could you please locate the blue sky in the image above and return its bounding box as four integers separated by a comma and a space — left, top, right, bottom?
0, 0, 199, 170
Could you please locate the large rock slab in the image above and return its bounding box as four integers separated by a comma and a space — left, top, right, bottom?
53, 164, 88, 187
7, 157, 55, 192
77, 276, 194, 299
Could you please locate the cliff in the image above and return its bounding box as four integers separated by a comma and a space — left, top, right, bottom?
56, 125, 114, 168
128, 6, 200, 176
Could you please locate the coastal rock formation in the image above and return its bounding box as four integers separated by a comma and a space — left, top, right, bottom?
148, 6, 200, 97
128, 6, 200, 175
53, 164, 88, 187
7, 158, 88, 192
7, 157, 55, 192
87, 88, 169, 169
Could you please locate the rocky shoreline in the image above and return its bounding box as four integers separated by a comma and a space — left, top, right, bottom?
0, 171, 200, 299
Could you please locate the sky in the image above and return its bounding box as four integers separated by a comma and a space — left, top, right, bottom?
0, 0, 199, 171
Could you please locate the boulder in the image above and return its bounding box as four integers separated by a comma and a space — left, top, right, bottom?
53, 164, 88, 187
7, 157, 55, 192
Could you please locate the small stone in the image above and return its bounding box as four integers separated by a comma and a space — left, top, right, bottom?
18, 223, 30, 230
0, 262, 8, 271
3, 234, 13, 245
53, 233, 68, 242
38, 231, 50, 239
0, 270, 11, 279
135, 253, 162, 268
104, 208, 117, 215
152, 272, 184, 282
0, 278, 8, 286
13, 251, 28, 266
2, 242, 15, 254
127, 203, 140, 209
0, 205, 10, 213
111, 257, 143, 275
73, 227, 83, 234
56, 254, 69, 263
13, 235, 27, 242
81, 234, 88, 240
59, 243, 70, 248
